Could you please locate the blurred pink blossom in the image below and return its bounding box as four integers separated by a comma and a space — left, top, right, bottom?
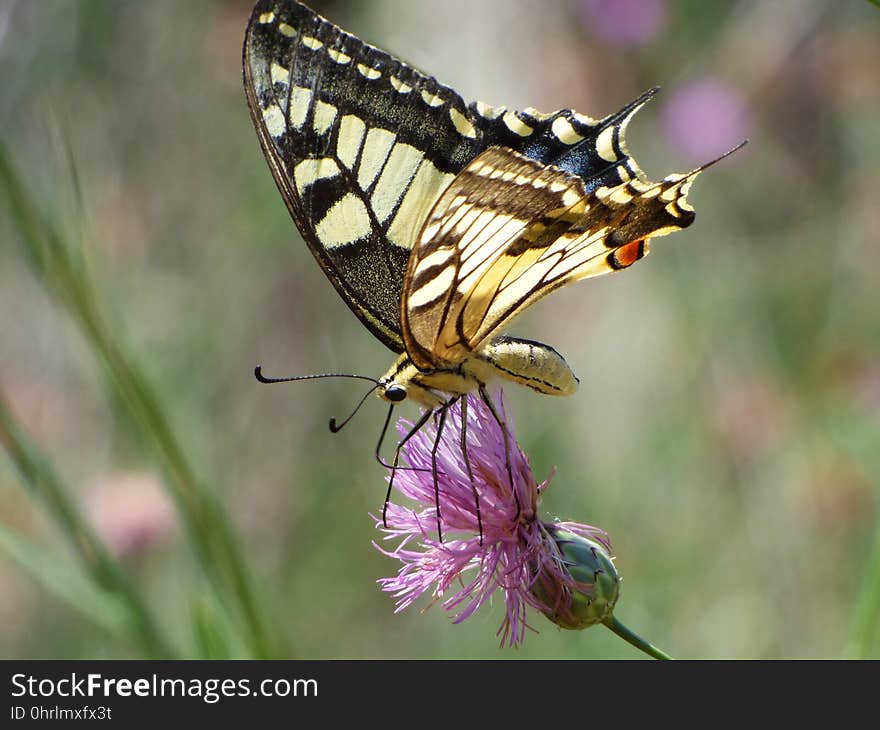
580, 0, 667, 48
87, 472, 176, 559
662, 78, 752, 163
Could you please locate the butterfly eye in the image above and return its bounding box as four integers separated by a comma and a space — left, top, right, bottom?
385, 385, 407, 403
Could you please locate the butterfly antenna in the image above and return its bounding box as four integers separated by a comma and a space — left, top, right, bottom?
328, 382, 382, 433
254, 365, 379, 386
254, 366, 381, 432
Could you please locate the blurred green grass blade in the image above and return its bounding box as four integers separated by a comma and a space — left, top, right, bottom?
847, 533, 880, 658
0, 394, 175, 657
191, 597, 235, 660
824, 405, 880, 658
0, 524, 128, 638
0, 143, 277, 658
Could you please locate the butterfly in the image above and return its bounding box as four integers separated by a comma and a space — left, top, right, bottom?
243, 0, 739, 536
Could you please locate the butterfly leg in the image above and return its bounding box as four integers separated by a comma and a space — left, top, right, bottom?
375, 403, 433, 474
478, 384, 521, 523
382, 406, 434, 527
429, 398, 456, 542
459, 395, 483, 545
374, 403, 395, 468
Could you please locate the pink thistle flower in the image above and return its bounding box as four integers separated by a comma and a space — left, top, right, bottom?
374, 393, 617, 647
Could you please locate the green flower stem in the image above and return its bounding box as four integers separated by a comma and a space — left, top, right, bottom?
603, 615, 674, 660
0, 145, 275, 659
0, 395, 175, 658
846, 526, 880, 657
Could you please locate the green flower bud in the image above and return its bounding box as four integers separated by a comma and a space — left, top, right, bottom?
532, 525, 620, 630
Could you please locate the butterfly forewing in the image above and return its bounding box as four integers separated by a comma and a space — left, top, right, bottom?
245, 0, 467, 351
403, 147, 702, 367
244, 0, 657, 353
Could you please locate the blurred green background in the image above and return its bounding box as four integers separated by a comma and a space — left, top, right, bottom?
1, 0, 878, 659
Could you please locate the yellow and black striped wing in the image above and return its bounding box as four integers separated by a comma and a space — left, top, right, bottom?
244, 0, 661, 353
402, 146, 701, 370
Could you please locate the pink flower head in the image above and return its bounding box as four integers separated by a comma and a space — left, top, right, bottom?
374, 393, 615, 647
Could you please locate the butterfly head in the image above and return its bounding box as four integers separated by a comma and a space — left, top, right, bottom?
377, 371, 428, 407
378, 356, 467, 409
379, 382, 408, 403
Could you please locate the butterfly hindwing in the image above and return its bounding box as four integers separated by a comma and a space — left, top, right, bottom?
244, 0, 659, 353
402, 146, 701, 369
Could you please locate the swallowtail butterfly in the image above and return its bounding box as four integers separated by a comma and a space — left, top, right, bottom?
244, 0, 738, 534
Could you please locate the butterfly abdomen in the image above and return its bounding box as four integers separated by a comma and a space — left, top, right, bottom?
478, 336, 578, 396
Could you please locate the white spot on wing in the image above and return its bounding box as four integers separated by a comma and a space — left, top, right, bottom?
279, 23, 296, 38
327, 48, 351, 64
262, 104, 286, 138
449, 108, 476, 139
390, 76, 412, 94
294, 157, 340, 193
489, 258, 557, 314
562, 189, 583, 208
522, 106, 554, 121
458, 214, 522, 281
610, 188, 634, 205
459, 210, 512, 265
414, 248, 454, 276
301, 36, 322, 49
572, 112, 598, 127
660, 184, 680, 202
421, 90, 445, 107
372, 142, 424, 223
315, 193, 373, 248
270, 63, 289, 86
407, 266, 455, 309
357, 128, 397, 189
503, 112, 533, 137
458, 219, 528, 289
387, 160, 454, 250
476, 101, 505, 119
420, 221, 442, 243
551, 117, 584, 145
337, 115, 366, 170
595, 126, 617, 162
357, 64, 381, 80
312, 100, 338, 135
258, 11, 275, 24
453, 207, 483, 236
289, 87, 312, 129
